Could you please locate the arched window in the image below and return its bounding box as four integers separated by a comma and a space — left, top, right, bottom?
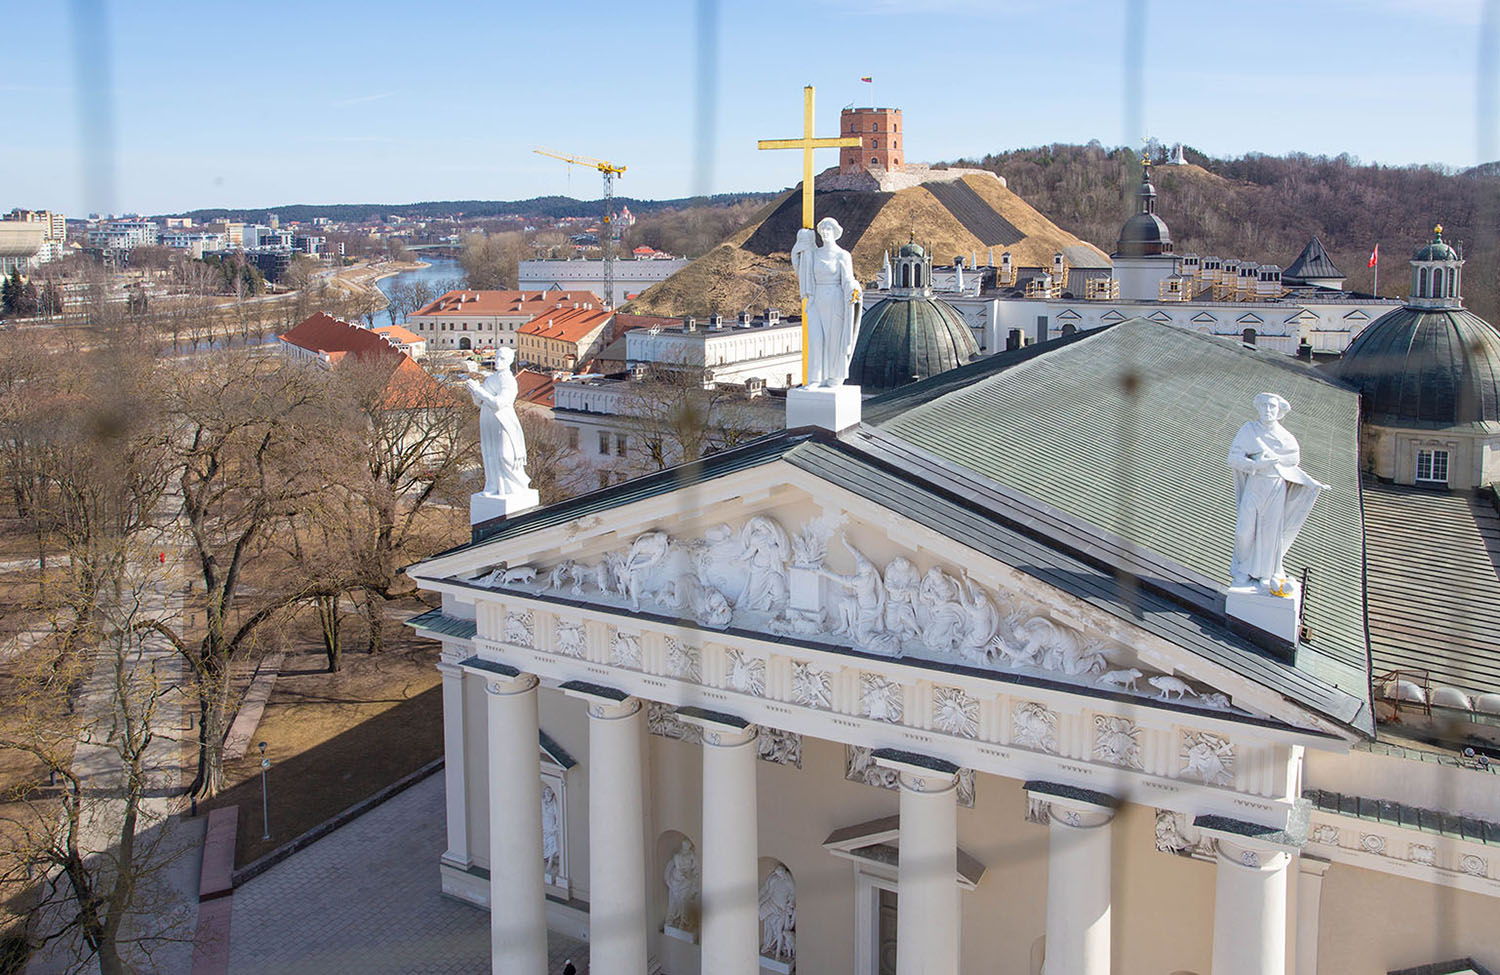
1420, 267, 1430, 297
914, 265, 923, 287
872, 139, 879, 149
873, 122, 880, 132
1061, 323, 1077, 337
901, 264, 911, 288
871, 157, 879, 166
459, 337, 471, 350
1448, 266, 1456, 297
1242, 328, 1257, 345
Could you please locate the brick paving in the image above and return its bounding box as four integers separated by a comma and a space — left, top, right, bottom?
227, 772, 588, 974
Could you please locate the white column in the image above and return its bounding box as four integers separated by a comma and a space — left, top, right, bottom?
585, 697, 648, 975
485, 673, 547, 975
438, 657, 470, 867
699, 721, 759, 975
895, 767, 960, 975
1212, 839, 1291, 975
1294, 856, 1330, 975
1032, 791, 1115, 975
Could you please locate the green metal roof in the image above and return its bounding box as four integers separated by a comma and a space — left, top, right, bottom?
849, 295, 980, 393
874, 318, 1370, 701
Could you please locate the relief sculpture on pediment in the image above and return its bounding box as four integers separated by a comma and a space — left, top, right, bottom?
481, 511, 1241, 709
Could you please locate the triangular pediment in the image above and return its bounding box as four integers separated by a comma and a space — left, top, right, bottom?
1057, 308, 1083, 321
1283, 310, 1318, 325
1146, 310, 1174, 323
412, 459, 1351, 736
1236, 312, 1264, 325
1343, 309, 1370, 321
1190, 312, 1218, 325
1100, 309, 1127, 323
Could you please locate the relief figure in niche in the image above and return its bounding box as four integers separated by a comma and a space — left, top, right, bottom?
664, 840, 701, 933
740, 515, 791, 612
759, 865, 796, 961
882, 556, 922, 641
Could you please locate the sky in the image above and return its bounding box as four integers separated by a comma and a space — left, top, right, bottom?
2, 0, 1497, 217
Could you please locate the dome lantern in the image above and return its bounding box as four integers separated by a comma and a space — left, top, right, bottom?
1113, 157, 1173, 258
1407, 223, 1464, 310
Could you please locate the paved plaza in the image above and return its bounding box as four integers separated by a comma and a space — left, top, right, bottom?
227, 771, 588, 974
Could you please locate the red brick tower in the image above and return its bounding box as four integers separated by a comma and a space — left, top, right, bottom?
840, 107, 903, 174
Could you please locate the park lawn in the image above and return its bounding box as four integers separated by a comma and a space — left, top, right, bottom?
201, 599, 444, 868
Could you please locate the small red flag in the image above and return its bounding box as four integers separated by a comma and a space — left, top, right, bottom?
860, 76, 873, 83
1368, 244, 1379, 268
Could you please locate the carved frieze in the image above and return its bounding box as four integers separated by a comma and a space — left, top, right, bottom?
1360, 833, 1386, 856
1309, 824, 1341, 847
861, 674, 903, 723
647, 702, 703, 745
611, 630, 642, 669
554, 620, 587, 659
1409, 843, 1436, 866
504, 610, 534, 648
758, 728, 802, 768
1025, 796, 1052, 826
1154, 809, 1217, 862
1093, 715, 1143, 770
1180, 730, 1235, 786
932, 686, 979, 739
727, 649, 766, 697
791, 661, 831, 710
666, 637, 702, 682
1012, 701, 1058, 754
482, 513, 1238, 706
1461, 854, 1488, 877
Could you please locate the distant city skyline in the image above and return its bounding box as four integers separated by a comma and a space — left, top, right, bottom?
4, 0, 1497, 217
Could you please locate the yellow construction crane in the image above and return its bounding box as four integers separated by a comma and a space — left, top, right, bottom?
534, 147, 628, 308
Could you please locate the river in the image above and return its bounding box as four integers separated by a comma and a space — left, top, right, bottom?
375, 256, 464, 324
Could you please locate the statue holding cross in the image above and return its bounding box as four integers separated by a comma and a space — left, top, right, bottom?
758, 86, 865, 390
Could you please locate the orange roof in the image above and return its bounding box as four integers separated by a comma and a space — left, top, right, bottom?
514, 368, 556, 408
519, 306, 612, 344
411, 289, 602, 318
374, 324, 422, 344
279, 312, 445, 409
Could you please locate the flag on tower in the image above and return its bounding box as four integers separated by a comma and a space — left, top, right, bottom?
860, 76, 873, 83
1368, 244, 1379, 268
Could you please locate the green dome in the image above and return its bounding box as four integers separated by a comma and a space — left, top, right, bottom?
1414, 227, 1459, 262
848, 295, 979, 394
897, 241, 925, 258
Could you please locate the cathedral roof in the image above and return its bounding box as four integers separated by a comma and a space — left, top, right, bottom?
1114, 212, 1173, 257
847, 294, 979, 393
1327, 305, 1500, 429
1413, 227, 1460, 263
1282, 236, 1344, 283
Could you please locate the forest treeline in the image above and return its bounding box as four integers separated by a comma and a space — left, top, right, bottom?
955, 143, 1500, 322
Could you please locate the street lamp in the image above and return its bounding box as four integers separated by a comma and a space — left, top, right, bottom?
258, 741, 271, 841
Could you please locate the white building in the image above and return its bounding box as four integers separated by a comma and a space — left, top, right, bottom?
409, 315, 1500, 975
519, 256, 690, 306
408, 290, 604, 353
625, 312, 804, 389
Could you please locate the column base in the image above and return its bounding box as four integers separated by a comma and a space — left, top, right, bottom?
470, 488, 540, 525
786, 383, 862, 432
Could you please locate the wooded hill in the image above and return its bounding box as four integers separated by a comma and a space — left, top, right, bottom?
953, 144, 1500, 323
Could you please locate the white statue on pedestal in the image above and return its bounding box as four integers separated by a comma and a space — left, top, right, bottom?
466, 347, 531, 497
792, 217, 862, 387
1227, 393, 1328, 591
758, 864, 796, 961
664, 839, 700, 934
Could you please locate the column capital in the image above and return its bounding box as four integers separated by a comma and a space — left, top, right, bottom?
475, 661, 538, 696
1195, 813, 1301, 869
1214, 837, 1292, 873
873, 748, 960, 795
560, 679, 642, 720
1297, 853, 1332, 878
1024, 780, 1119, 828
678, 706, 757, 747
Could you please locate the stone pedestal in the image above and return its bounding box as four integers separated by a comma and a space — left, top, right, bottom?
1226, 578, 1301, 645
786, 383, 861, 432
470, 488, 540, 526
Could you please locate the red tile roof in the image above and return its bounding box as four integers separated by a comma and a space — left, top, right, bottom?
374, 324, 423, 344
515, 368, 556, 408
520, 306, 612, 344
411, 289, 602, 318
279, 312, 445, 410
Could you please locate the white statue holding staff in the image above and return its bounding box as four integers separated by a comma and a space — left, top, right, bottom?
792, 216, 863, 387
466, 347, 531, 497
758, 864, 796, 960
1226, 392, 1328, 592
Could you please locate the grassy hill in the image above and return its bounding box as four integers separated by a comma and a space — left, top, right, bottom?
955, 144, 1500, 322
625, 172, 1107, 317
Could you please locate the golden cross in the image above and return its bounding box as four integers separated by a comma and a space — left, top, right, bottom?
758, 86, 861, 383
757, 86, 862, 231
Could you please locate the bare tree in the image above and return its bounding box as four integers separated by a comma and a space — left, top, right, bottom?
0, 552, 191, 975
618, 361, 778, 473
519, 410, 590, 504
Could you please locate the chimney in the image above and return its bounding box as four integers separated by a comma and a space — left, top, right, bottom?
738, 310, 753, 327
709, 313, 724, 330
683, 316, 697, 332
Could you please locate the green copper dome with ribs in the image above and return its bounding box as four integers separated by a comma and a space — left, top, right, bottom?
848, 295, 979, 394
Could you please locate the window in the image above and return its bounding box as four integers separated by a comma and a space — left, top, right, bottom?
1420, 267, 1430, 297
873, 122, 879, 132
567, 427, 579, 449
1448, 266, 1456, 297
615, 433, 628, 456
873, 139, 879, 148
1416, 448, 1450, 485
1242, 328, 1257, 345
599, 431, 610, 454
